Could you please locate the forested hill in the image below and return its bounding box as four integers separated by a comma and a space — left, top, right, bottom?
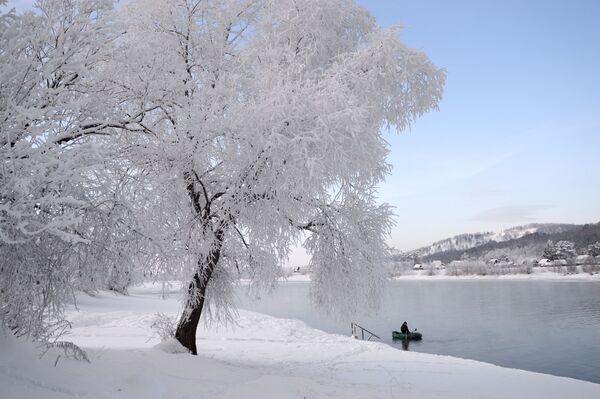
402, 222, 600, 263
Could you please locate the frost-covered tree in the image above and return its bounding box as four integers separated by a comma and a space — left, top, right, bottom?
106, 0, 445, 354
0, 0, 118, 244
0, 0, 131, 339
543, 240, 576, 261
587, 242, 600, 257
1, 0, 445, 353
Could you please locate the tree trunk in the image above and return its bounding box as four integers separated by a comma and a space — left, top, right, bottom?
175, 230, 223, 355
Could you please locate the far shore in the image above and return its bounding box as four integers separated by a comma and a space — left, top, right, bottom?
281, 267, 600, 283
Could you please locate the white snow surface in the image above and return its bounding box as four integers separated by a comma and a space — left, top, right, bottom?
1, 284, 598, 398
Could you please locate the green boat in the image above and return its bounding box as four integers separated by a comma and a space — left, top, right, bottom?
392, 331, 422, 340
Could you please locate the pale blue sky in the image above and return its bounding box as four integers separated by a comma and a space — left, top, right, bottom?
6, 0, 600, 254
356, 0, 600, 250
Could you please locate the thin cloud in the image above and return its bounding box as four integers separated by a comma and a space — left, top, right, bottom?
463, 186, 502, 200
468, 205, 553, 223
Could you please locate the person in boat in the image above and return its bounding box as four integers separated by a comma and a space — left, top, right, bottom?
400, 321, 410, 334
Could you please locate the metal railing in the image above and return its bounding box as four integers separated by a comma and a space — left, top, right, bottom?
351, 322, 380, 341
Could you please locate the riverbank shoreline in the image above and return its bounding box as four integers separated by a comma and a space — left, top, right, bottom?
281, 267, 600, 283
1, 284, 598, 398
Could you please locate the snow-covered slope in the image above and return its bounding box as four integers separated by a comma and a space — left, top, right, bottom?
1, 283, 598, 398
409, 223, 577, 258
414, 231, 496, 256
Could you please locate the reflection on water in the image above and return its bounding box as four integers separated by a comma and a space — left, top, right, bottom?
235, 280, 600, 384
397, 338, 409, 350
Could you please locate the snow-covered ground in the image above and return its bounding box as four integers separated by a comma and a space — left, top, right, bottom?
1, 284, 599, 398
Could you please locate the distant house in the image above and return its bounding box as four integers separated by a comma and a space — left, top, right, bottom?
488, 256, 509, 265
538, 259, 553, 266
432, 260, 445, 270
413, 264, 423, 270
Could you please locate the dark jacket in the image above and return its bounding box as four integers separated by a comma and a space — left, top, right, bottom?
400, 323, 409, 334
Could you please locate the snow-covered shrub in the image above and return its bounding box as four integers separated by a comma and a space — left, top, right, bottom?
581, 264, 600, 275
447, 263, 460, 277
566, 265, 578, 274
151, 313, 177, 341
425, 263, 437, 276
550, 265, 564, 274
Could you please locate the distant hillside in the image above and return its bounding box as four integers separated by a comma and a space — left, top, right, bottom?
395, 223, 599, 264
406, 223, 578, 259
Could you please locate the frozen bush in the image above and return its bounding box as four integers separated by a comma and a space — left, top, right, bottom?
151, 313, 177, 341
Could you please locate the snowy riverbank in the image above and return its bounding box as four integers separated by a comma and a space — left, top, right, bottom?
1, 284, 599, 398
391, 267, 600, 281
282, 267, 600, 282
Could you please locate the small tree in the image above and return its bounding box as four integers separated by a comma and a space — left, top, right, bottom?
587, 242, 600, 257
543, 240, 576, 261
